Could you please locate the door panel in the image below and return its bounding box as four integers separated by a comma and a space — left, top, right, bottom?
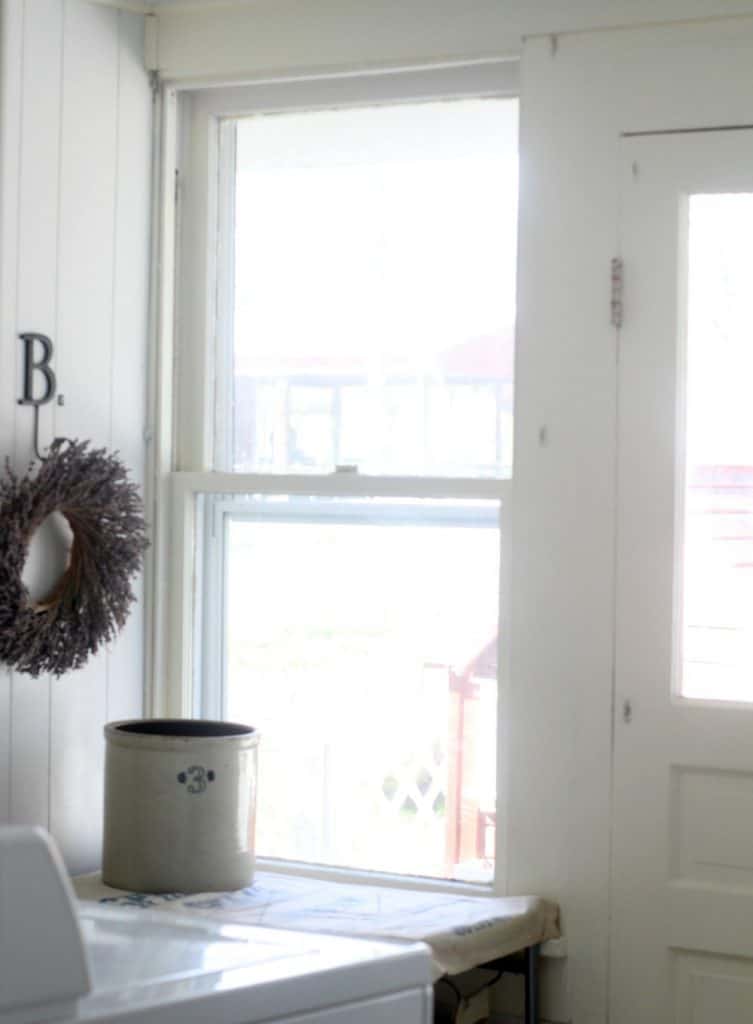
612, 129, 753, 1024
674, 953, 753, 1024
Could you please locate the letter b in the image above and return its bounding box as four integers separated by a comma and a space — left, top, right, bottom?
19, 333, 56, 406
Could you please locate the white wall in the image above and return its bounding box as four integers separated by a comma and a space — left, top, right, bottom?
153, 6, 753, 1023
510, 16, 753, 1024
0, 0, 152, 874
149, 0, 753, 82
131, 2, 753, 1021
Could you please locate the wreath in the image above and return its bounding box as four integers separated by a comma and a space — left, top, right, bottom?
0, 440, 148, 677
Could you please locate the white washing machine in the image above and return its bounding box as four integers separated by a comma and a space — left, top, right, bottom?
0, 829, 433, 1024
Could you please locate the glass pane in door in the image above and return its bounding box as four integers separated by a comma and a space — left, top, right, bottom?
680, 193, 753, 701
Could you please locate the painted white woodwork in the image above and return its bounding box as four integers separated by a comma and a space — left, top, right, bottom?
174, 61, 518, 476
174, 88, 216, 472
10, 0, 65, 832
674, 952, 753, 1024
513, 18, 753, 1024
143, 82, 178, 719
10, 680, 51, 827
148, 9, 753, 1023
50, 0, 121, 874
165, 473, 510, 734
149, 0, 753, 82
509, 40, 619, 1024
0, 0, 24, 826
4, 0, 753, 1017
163, 66, 516, 894
0, 2, 151, 872
108, 9, 152, 725
611, 129, 753, 1024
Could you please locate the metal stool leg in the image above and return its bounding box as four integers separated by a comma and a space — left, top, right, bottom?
524, 944, 539, 1024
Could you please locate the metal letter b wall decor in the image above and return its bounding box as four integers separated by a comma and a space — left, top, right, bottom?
17, 333, 62, 461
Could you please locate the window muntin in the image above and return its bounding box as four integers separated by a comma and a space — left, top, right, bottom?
226, 98, 518, 477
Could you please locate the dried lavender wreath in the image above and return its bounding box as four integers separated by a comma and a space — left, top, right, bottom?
0, 440, 148, 677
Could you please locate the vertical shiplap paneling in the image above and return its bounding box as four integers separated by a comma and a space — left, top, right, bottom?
0, 0, 149, 862
107, 10, 151, 725
10, 0, 67, 830
49, 0, 120, 873
0, 0, 26, 824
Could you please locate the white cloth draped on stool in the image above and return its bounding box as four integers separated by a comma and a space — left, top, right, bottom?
74, 871, 559, 979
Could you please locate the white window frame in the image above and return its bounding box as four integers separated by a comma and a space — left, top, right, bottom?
151, 59, 519, 894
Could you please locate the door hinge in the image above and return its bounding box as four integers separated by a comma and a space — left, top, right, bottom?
174, 168, 180, 205
622, 698, 633, 724
611, 257, 624, 328
149, 69, 160, 103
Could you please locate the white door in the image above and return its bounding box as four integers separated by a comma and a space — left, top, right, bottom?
612, 129, 753, 1024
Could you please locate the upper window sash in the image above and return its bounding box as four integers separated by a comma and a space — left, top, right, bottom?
165, 469, 511, 720
174, 59, 520, 474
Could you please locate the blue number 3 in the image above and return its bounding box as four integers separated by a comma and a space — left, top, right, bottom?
177, 766, 216, 793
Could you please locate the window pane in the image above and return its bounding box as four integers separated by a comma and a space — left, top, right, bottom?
230, 99, 518, 477
222, 497, 500, 881
681, 193, 753, 702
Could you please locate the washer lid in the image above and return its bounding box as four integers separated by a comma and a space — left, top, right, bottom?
73, 905, 431, 1022
0, 828, 91, 1024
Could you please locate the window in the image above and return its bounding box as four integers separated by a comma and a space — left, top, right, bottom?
169, 63, 518, 887
223, 99, 517, 478
680, 193, 753, 702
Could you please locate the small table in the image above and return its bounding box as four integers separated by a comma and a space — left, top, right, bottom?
74, 872, 559, 1024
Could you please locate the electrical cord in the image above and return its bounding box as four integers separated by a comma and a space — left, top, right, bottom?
435, 964, 507, 1022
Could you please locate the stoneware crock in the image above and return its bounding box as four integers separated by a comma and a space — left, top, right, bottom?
102, 719, 260, 893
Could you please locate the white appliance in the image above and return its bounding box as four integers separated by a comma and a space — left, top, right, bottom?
0, 828, 433, 1024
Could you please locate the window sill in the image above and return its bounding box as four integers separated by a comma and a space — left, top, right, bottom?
255, 856, 498, 898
